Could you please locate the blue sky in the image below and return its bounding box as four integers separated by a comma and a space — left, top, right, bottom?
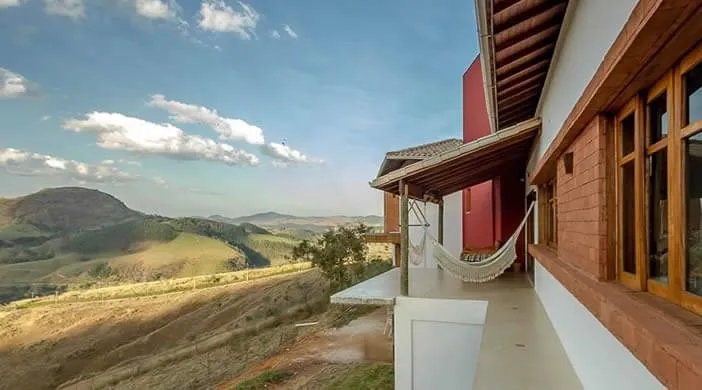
0, 0, 478, 217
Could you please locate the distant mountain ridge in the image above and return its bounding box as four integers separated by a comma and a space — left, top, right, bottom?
208, 211, 383, 234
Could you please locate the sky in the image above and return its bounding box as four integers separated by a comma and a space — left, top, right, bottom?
0, 0, 479, 218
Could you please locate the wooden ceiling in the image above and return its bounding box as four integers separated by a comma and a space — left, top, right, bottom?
491, 0, 569, 129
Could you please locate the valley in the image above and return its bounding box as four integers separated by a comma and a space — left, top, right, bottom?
0, 187, 385, 304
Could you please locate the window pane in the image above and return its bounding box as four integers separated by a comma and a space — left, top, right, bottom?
622, 162, 636, 274
648, 149, 668, 284
686, 133, 702, 296
648, 92, 668, 143
685, 61, 702, 126
621, 114, 635, 156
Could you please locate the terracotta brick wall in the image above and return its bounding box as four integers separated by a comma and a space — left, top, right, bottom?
555, 115, 609, 280
384, 192, 399, 233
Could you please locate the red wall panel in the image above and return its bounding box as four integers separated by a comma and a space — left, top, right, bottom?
462, 55, 495, 250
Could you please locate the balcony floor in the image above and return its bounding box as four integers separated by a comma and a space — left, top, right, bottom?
331, 268, 582, 389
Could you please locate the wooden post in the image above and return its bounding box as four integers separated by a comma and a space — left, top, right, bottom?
400, 180, 409, 296
438, 199, 444, 245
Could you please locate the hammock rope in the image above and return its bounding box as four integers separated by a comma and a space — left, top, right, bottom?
412, 202, 535, 283
408, 201, 428, 266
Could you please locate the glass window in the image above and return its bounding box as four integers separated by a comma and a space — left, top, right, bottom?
621, 114, 636, 155
622, 162, 636, 274
685, 62, 702, 126
648, 92, 668, 143
648, 149, 668, 284
685, 132, 702, 296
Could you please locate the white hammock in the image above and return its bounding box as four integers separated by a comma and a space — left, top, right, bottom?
408, 201, 428, 266
432, 202, 534, 282
428, 202, 535, 283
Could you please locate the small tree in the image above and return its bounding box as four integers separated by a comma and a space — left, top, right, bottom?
291, 224, 372, 291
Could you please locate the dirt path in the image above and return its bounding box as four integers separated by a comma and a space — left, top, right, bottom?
219, 307, 393, 389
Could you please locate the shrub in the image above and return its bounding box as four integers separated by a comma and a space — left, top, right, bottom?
233, 369, 294, 390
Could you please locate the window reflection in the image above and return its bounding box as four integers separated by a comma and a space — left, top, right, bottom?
686, 132, 702, 296
622, 162, 636, 274
621, 114, 635, 156
648, 150, 668, 284
685, 62, 702, 126
649, 92, 668, 143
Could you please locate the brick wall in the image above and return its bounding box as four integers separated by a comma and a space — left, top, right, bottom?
556, 115, 609, 280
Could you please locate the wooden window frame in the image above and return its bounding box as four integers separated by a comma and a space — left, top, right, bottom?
612, 42, 702, 315
539, 179, 557, 248
464, 188, 472, 213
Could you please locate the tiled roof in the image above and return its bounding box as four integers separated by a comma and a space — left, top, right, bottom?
385, 138, 463, 159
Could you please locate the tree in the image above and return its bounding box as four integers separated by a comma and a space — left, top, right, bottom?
291, 224, 373, 291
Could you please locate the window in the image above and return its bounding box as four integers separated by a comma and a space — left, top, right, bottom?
464, 188, 472, 213
613, 42, 702, 315
540, 179, 557, 247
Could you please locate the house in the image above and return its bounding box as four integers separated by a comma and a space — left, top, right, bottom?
335, 0, 702, 389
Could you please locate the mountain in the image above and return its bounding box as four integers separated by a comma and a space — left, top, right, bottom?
0, 187, 300, 303
209, 212, 383, 235
0, 187, 141, 235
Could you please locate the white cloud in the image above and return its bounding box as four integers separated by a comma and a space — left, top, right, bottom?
64, 112, 260, 166
197, 0, 259, 39
0, 148, 135, 183
270, 29, 280, 39
282, 24, 298, 39
260, 142, 323, 166
102, 159, 142, 166
44, 0, 85, 20
41, 115, 51, 121
153, 176, 168, 186
148, 94, 265, 145
134, 0, 175, 20
0, 68, 35, 99
0, 0, 24, 8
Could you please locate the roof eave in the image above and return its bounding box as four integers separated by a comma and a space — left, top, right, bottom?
475, 0, 498, 133
370, 117, 542, 192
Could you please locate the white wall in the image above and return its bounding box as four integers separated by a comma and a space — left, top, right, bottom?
533, 0, 638, 161
402, 191, 463, 269
534, 262, 664, 390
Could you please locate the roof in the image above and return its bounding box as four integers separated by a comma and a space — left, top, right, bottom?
477, 0, 570, 130
376, 138, 463, 177
371, 118, 541, 201
386, 138, 463, 159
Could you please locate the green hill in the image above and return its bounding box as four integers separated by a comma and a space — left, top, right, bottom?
0, 187, 300, 303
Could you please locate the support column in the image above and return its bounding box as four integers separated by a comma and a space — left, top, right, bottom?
400, 180, 409, 296
438, 199, 444, 245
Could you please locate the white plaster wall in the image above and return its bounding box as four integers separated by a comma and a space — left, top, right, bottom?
401, 191, 462, 269
534, 262, 664, 390
443, 192, 463, 259
534, 0, 638, 161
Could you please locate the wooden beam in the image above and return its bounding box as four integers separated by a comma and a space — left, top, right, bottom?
400, 180, 409, 296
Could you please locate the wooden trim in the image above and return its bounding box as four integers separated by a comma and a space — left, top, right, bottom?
530, 0, 702, 185
646, 70, 672, 103
646, 140, 668, 154
605, 114, 618, 281
669, 61, 684, 303
620, 153, 636, 165
681, 120, 702, 139
679, 40, 702, 75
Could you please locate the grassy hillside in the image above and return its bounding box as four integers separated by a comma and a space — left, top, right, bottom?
0, 270, 330, 390
0, 187, 305, 303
